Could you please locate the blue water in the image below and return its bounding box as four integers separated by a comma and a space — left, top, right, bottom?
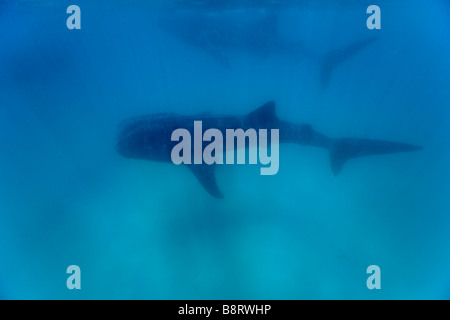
0, 0, 449, 299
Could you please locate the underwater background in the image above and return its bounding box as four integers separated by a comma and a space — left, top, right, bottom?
0, 0, 449, 299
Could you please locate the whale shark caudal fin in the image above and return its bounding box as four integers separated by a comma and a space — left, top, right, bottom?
188, 164, 224, 198
320, 36, 379, 89
329, 137, 423, 175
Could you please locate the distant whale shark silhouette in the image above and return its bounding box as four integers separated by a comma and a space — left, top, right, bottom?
116, 101, 422, 198
158, 9, 378, 88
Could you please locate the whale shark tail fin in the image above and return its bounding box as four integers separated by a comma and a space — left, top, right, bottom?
330, 138, 422, 175
320, 36, 379, 89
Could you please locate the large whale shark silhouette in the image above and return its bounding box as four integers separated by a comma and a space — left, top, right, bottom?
158, 9, 378, 88
116, 101, 422, 198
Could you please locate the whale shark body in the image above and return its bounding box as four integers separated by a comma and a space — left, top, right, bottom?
116, 101, 422, 198
158, 9, 379, 88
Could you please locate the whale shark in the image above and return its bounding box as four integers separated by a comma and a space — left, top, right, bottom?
158, 9, 379, 88
116, 101, 422, 198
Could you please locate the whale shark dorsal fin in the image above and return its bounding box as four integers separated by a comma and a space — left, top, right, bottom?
246, 101, 278, 126
187, 164, 224, 198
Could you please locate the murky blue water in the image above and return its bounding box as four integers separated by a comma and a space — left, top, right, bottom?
0, 0, 449, 299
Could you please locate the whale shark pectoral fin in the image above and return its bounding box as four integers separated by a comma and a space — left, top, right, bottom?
187, 164, 224, 198
329, 149, 347, 175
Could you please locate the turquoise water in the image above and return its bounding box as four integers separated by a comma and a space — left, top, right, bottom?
0, 0, 449, 299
